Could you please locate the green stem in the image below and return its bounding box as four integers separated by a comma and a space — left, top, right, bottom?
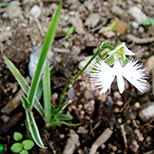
58, 43, 114, 108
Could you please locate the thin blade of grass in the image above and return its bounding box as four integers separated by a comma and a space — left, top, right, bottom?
25, 111, 46, 148
43, 61, 51, 123
3, 56, 44, 117
28, 3, 62, 109
57, 114, 72, 121
50, 121, 80, 127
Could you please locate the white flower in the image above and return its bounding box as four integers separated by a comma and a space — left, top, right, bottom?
108, 42, 135, 56
90, 58, 149, 94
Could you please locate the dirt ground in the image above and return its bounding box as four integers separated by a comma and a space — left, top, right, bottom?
0, 0, 154, 154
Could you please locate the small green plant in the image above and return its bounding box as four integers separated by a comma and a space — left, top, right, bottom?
11, 132, 34, 154
64, 26, 74, 39
141, 18, 154, 26
3, 2, 115, 148
108, 23, 116, 31
0, 2, 9, 7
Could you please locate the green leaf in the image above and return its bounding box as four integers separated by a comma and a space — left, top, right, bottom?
56, 101, 70, 115
43, 61, 52, 123
141, 18, 154, 26
28, 3, 62, 109
22, 140, 34, 150
57, 114, 72, 121
3, 56, 29, 92
11, 143, 22, 153
26, 111, 46, 148
0, 2, 9, 7
3, 56, 44, 117
19, 150, 29, 154
13, 132, 23, 141
50, 121, 80, 127
21, 95, 30, 109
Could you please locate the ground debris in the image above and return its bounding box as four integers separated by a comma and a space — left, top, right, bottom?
89, 128, 113, 154
63, 130, 80, 154
127, 34, 154, 44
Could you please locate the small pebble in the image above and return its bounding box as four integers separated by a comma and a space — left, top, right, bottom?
59, 134, 65, 139
112, 145, 117, 151
117, 100, 123, 106
135, 102, 140, 108
114, 91, 121, 98
117, 118, 122, 124
101, 144, 105, 149
138, 136, 144, 142
146, 136, 151, 142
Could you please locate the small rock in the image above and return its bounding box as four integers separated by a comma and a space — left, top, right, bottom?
148, 26, 154, 36
99, 27, 115, 38
69, 14, 85, 34
6, 1, 22, 19
77, 126, 88, 134
111, 19, 131, 34
128, 6, 147, 24
145, 56, 154, 73
30, 5, 41, 18
139, 102, 154, 121
63, 131, 80, 154
28, 46, 51, 78
112, 6, 127, 19
131, 22, 139, 29
84, 0, 94, 12
67, 86, 75, 100
85, 13, 100, 28
78, 56, 93, 74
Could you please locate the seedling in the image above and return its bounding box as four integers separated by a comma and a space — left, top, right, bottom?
11, 132, 34, 154
64, 26, 74, 39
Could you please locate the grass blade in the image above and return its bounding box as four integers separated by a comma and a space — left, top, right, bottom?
43, 61, 51, 123
25, 111, 46, 148
57, 114, 72, 121
3, 56, 44, 117
50, 121, 80, 127
3, 56, 29, 92
28, 3, 62, 108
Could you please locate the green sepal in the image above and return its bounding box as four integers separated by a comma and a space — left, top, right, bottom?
119, 57, 129, 66
104, 54, 116, 66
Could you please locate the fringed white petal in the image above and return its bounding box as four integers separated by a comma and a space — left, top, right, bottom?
122, 59, 149, 93
90, 58, 115, 94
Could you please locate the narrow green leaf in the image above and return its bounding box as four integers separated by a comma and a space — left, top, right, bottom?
43, 61, 51, 123
57, 114, 72, 121
26, 111, 46, 148
56, 101, 70, 115
13, 132, 23, 141
50, 121, 80, 127
3, 56, 28, 92
0, 2, 9, 7
28, 3, 62, 108
21, 95, 30, 109
3, 56, 44, 117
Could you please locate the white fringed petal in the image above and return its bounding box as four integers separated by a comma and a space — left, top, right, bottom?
122, 59, 149, 93
90, 58, 149, 94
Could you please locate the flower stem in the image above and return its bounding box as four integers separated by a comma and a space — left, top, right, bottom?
58, 43, 114, 108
